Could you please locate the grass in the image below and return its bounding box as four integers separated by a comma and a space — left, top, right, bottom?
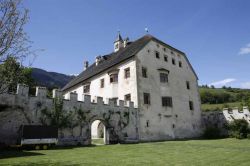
91, 138, 104, 145
201, 102, 241, 112
1, 138, 250, 165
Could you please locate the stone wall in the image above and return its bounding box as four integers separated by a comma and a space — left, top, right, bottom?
0, 84, 138, 146
201, 106, 250, 135
135, 40, 202, 140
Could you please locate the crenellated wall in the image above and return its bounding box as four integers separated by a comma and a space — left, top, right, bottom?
222, 107, 250, 122
0, 84, 139, 146
201, 106, 250, 136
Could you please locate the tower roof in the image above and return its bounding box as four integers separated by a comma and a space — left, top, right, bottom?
114, 31, 123, 42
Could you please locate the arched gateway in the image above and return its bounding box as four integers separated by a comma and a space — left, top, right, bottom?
91, 119, 107, 145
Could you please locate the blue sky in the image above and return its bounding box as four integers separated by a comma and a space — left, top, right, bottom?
23, 0, 250, 88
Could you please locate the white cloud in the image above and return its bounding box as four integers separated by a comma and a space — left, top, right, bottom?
209, 78, 236, 87
241, 82, 250, 89
239, 43, 250, 55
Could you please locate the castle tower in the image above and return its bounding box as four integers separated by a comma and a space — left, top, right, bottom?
114, 31, 124, 52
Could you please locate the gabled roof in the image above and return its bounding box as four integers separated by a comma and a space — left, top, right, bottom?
62, 34, 198, 92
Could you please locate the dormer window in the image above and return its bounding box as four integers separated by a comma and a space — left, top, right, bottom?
110, 73, 118, 83
83, 84, 90, 93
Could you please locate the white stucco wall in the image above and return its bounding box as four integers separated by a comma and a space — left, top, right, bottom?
135, 40, 202, 141
64, 59, 138, 107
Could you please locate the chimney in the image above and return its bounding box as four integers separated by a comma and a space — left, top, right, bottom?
95, 56, 102, 66
124, 37, 129, 47
84, 61, 89, 70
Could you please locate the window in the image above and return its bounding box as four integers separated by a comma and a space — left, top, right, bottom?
163, 47, 166, 52
172, 58, 176, 65
83, 84, 90, 93
100, 79, 104, 88
186, 81, 190, 90
146, 120, 149, 127
142, 67, 147, 78
189, 101, 194, 110
164, 55, 168, 62
110, 73, 118, 83
179, 61, 182, 68
124, 68, 130, 78
162, 97, 173, 107
155, 51, 160, 59
171, 51, 174, 55
125, 94, 131, 101
160, 73, 168, 83
143, 93, 150, 105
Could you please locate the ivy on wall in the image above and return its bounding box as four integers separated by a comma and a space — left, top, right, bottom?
40, 98, 73, 130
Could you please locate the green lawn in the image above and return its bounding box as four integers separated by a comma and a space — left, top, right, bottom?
1, 139, 250, 166
91, 138, 104, 145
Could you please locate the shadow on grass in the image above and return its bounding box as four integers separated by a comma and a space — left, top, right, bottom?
48, 144, 98, 150
137, 137, 229, 145
0, 150, 44, 159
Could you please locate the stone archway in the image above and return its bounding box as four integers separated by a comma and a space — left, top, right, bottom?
90, 119, 109, 145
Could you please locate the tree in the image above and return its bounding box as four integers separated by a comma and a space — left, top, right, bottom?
0, 0, 32, 93
227, 119, 250, 139
0, 56, 34, 93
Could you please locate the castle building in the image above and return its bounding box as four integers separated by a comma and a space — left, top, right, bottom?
62, 33, 202, 141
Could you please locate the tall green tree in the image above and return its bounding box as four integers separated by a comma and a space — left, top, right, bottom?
0, 0, 32, 93
0, 57, 34, 92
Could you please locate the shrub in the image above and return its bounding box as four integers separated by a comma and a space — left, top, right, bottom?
203, 127, 221, 139
227, 119, 250, 139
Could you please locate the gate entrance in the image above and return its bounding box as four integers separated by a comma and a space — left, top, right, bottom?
91, 120, 107, 145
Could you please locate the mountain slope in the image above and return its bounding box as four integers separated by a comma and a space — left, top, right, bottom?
31, 68, 75, 89
199, 87, 250, 111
